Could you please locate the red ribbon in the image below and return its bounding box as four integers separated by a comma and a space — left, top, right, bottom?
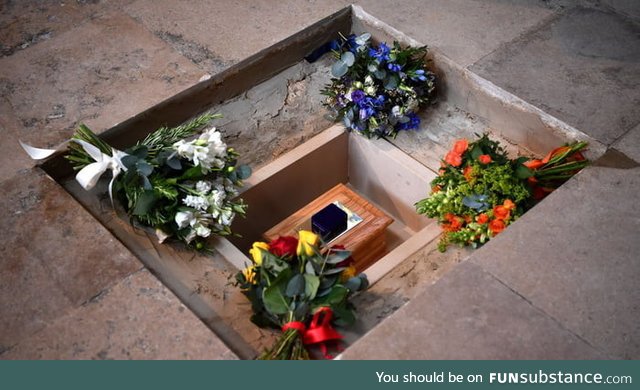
281, 307, 343, 359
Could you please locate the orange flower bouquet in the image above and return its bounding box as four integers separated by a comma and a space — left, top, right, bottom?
416, 134, 588, 251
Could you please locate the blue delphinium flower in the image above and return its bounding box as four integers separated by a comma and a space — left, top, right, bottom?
373, 94, 386, 106
396, 112, 420, 131
368, 42, 391, 62
387, 62, 403, 73
357, 95, 385, 120
346, 34, 359, 53
410, 69, 427, 81
350, 89, 366, 104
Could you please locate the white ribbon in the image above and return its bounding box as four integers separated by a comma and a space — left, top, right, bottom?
20, 139, 128, 204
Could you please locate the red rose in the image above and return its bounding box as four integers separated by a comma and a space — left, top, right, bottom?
476, 213, 489, 224
269, 236, 298, 257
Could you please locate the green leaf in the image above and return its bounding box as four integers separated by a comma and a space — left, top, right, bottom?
515, 163, 534, 179
285, 274, 305, 298
179, 165, 204, 180
236, 164, 252, 180
132, 190, 157, 216
313, 285, 348, 307
332, 305, 356, 327
470, 144, 483, 160
262, 251, 289, 274
304, 274, 320, 300
263, 270, 291, 315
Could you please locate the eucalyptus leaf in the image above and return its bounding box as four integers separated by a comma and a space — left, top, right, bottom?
136, 161, 153, 177
236, 164, 252, 180
355, 33, 371, 46
128, 145, 148, 159
140, 175, 153, 191
325, 250, 351, 264
343, 276, 362, 292
384, 75, 399, 90
121, 155, 139, 170
319, 274, 338, 290
293, 301, 310, 319
322, 266, 346, 276
285, 274, 305, 298
166, 156, 182, 170
374, 69, 386, 79
305, 261, 316, 276
341, 51, 355, 66
331, 60, 349, 78
367, 63, 378, 72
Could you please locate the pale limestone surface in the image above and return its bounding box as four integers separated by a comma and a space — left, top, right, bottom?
471, 7, 640, 145
3, 270, 238, 360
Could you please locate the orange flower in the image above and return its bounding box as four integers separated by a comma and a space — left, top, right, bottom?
432, 185, 442, 193
503, 199, 516, 211
463, 165, 473, 181
443, 213, 463, 232
478, 154, 492, 164
489, 219, 505, 235
493, 205, 511, 221
453, 139, 469, 155
476, 213, 489, 224
444, 151, 462, 167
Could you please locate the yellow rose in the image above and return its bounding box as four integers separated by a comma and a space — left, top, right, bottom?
242, 266, 257, 285
296, 230, 320, 257
249, 241, 269, 265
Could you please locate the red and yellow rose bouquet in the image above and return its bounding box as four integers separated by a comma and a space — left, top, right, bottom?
236, 230, 368, 360
416, 134, 588, 251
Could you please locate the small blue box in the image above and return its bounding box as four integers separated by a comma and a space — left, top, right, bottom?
311, 203, 348, 242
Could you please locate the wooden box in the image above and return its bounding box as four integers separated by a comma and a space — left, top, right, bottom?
264, 183, 394, 272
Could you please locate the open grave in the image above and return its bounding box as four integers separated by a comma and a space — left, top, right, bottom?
39, 5, 605, 359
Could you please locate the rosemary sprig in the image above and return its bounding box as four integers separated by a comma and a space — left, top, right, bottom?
140, 113, 221, 159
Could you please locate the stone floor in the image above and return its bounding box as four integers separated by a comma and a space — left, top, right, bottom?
1, 0, 638, 359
